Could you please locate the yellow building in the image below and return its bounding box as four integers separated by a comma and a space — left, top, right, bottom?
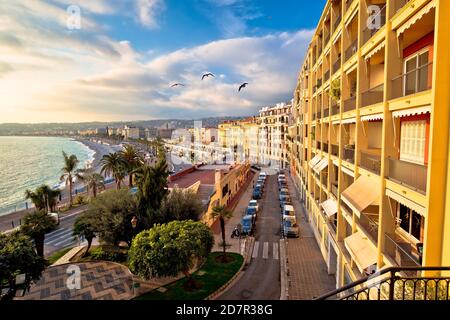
289, 0, 450, 288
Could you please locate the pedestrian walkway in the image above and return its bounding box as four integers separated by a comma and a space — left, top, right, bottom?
251, 241, 279, 260
284, 172, 336, 300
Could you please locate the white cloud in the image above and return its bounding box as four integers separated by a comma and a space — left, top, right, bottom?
135, 0, 165, 28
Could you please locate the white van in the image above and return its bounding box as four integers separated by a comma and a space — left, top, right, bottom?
282, 205, 296, 219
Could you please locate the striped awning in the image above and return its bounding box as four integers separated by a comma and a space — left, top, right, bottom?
342, 117, 357, 124
321, 198, 338, 217
397, 0, 436, 37
386, 189, 426, 217
342, 175, 380, 217
344, 232, 378, 272
309, 154, 322, 168
364, 41, 385, 60
392, 106, 431, 118
361, 113, 384, 122
341, 166, 355, 177
313, 158, 329, 173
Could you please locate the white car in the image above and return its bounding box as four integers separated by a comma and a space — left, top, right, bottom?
248, 199, 259, 212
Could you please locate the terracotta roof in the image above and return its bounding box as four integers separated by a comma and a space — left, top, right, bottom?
168, 169, 216, 188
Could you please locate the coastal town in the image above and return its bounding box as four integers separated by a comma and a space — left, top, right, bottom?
1, 0, 450, 310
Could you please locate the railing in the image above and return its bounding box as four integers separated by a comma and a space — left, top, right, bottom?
316, 266, 450, 300
333, 58, 341, 74
343, 96, 356, 112
345, 39, 358, 61
331, 103, 340, 116
331, 144, 339, 157
394, 0, 411, 15
345, 0, 355, 11
360, 151, 381, 175
343, 146, 355, 164
391, 61, 433, 99
358, 213, 379, 244
385, 233, 422, 268
340, 199, 352, 215
323, 108, 329, 118
362, 4, 387, 45
361, 84, 384, 107
386, 158, 428, 194
324, 70, 330, 82
324, 32, 330, 46
333, 14, 342, 33
331, 183, 338, 197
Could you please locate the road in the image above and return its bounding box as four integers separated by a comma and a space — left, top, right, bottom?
218, 173, 281, 300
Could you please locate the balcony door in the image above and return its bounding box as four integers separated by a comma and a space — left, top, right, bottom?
403, 49, 430, 96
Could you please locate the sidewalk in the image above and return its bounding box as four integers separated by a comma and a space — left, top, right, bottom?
284, 172, 336, 300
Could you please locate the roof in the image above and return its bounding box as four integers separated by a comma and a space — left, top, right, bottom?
168, 168, 215, 188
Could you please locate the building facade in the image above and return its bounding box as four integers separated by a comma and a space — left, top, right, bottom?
288, 0, 450, 288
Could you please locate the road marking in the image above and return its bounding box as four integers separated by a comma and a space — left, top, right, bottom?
52, 237, 77, 248
252, 241, 260, 258
46, 228, 67, 237
240, 241, 246, 255
60, 209, 86, 221
273, 243, 279, 260
45, 229, 73, 245
262, 242, 269, 259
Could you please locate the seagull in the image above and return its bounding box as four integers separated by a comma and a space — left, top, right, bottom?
170, 83, 185, 87
202, 72, 215, 80
238, 82, 248, 92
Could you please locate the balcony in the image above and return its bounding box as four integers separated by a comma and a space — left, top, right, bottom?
331, 103, 340, 116
333, 14, 342, 33
386, 158, 428, 194
393, 0, 411, 16
345, 0, 355, 11
331, 183, 338, 197
343, 96, 356, 112
343, 145, 355, 164
317, 111, 322, 119
384, 232, 421, 267
312, 112, 317, 120
333, 58, 341, 75
362, 4, 387, 45
324, 70, 330, 82
323, 108, 330, 118
323, 142, 329, 153
361, 84, 384, 107
360, 151, 381, 175
358, 213, 379, 244
391, 62, 433, 100
324, 32, 331, 46
317, 78, 323, 90
345, 39, 358, 62
331, 144, 339, 157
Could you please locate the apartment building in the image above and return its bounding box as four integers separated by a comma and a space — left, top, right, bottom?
289, 0, 450, 288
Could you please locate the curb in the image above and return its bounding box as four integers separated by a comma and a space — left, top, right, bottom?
279, 238, 289, 300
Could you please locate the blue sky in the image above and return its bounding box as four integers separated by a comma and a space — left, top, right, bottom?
0, 0, 326, 123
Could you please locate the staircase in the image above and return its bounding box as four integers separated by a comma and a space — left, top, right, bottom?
316, 267, 450, 300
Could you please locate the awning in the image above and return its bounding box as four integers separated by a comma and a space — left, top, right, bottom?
392, 106, 431, 118
361, 113, 383, 122
313, 158, 329, 174
342, 175, 380, 217
332, 119, 341, 125
341, 166, 355, 177
344, 232, 378, 272
365, 41, 385, 60
321, 198, 338, 217
386, 189, 426, 217
397, 0, 436, 37
309, 154, 321, 168
342, 117, 357, 124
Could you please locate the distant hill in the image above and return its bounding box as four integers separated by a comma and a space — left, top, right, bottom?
0, 116, 247, 136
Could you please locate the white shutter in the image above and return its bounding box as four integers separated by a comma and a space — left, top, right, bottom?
400, 120, 426, 164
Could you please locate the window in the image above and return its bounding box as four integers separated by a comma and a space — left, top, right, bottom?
397, 204, 424, 242
400, 120, 426, 164
404, 49, 430, 96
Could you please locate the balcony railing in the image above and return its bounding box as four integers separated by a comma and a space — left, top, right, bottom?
384, 233, 421, 268
343, 96, 356, 112
324, 32, 331, 46
394, 0, 411, 15
323, 108, 330, 118
317, 78, 323, 89
343, 146, 355, 164
331, 103, 340, 116
333, 14, 342, 33
331, 144, 339, 157
323, 142, 329, 153
362, 4, 387, 45
358, 213, 379, 244
331, 183, 338, 197
345, 0, 355, 11
391, 62, 433, 100
360, 151, 381, 175
386, 158, 428, 194
324, 70, 330, 82
333, 58, 341, 75
345, 39, 358, 61
361, 84, 384, 107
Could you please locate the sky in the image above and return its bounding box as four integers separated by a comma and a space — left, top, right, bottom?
0, 0, 326, 123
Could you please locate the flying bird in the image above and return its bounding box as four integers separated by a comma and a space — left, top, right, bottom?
201, 72, 215, 80
170, 83, 185, 87
238, 82, 248, 92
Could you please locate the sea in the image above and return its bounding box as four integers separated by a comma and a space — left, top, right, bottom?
0, 136, 95, 216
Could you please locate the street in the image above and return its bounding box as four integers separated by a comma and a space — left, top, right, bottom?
218, 173, 281, 300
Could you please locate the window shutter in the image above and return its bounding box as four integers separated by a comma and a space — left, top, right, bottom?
400, 120, 426, 164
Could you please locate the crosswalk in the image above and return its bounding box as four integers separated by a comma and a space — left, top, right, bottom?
45, 228, 78, 249
251, 241, 279, 260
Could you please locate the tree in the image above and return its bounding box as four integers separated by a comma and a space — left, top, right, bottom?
119, 144, 143, 188
20, 211, 58, 257
78, 169, 105, 198
159, 188, 203, 222
128, 220, 214, 290
0, 232, 47, 300
84, 189, 136, 246
25, 185, 61, 213
211, 205, 233, 262
73, 214, 96, 257
60, 151, 81, 207
100, 152, 127, 190
134, 161, 169, 229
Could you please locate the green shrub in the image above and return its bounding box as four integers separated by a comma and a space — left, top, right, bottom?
89, 247, 127, 262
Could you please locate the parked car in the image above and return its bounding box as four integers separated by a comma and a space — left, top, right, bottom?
259, 172, 267, 179
245, 206, 258, 220
241, 214, 256, 235
248, 199, 259, 212
255, 183, 264, 191
279, 188, 289, 200
282, 204, 296, 219
282, 216, 299, 238
253, 187, 263, 200
48, 212, 60, 226
251, 165, 262, 171
279, 195, 292, 208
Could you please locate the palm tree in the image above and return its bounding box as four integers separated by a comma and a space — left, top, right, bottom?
25, 185, 61, 213
119, 144, 143, 188
78, 170, 105, 198
21, 210, 58, 257
211, 205, 233, 262
100, 152, 126, 190
73, 214, 96, 257
60, 151, 81, 207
